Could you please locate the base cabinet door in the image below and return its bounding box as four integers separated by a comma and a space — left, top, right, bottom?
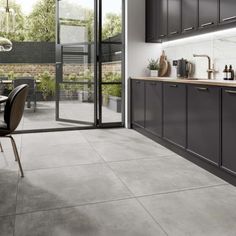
163, 83, 186, 148
187, 85, 220, 165
145, 81, 162, 137
222, 88, 236, 174
131, 80, 145, 127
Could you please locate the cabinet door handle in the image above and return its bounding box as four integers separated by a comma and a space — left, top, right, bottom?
183, 27, 194, 32
170, 31, 178, 35
222, 16, 236, 22
225, 90, 236, 94
196, 87, 208, 91
201, 22, 214, 27
160, 34, 166, 37
170, 84, 178, 88
135, 81, 141, 84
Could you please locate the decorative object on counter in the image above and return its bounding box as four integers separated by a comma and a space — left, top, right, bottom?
223, 65, 228, 80
158, 50, 170, 77
176, 58, 193, 78
147, 59, 159, 77
229, 65, 234, 80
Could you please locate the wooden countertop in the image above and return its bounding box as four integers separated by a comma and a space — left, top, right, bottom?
131, 77, 236, 87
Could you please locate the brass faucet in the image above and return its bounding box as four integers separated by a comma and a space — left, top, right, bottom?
193, 54, 215, 79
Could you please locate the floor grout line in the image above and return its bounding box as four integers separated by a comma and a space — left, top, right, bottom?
12, 196, 137, 217
136, 183, 229, 199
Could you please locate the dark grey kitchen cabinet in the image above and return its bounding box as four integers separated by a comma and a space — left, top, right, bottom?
222, 88, 236, 174
187, 85, 220, 165
199, 0, 218, 29
163, 83, 186, 148
182, 0, 198, 34
168, 0, 181, 36
158, 0, 168, 39
145, 81, 162, 137
146, 0, 159, 42
220, 0, 236, 24
131, 80, 145, 128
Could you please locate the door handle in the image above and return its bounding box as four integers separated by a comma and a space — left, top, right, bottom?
222, 16, 236, 22
183, 27, 194, 32
170, 84, 178, 88
159, 34, 166, 37
170, 31, 178, 35
201, 22, 214, 27
225, 90, 236, 94
196, 87, 208, 91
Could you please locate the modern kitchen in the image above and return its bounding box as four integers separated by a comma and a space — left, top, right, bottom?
1, 0, 236, 235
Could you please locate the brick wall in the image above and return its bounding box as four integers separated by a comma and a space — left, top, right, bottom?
0, 61, 121, 78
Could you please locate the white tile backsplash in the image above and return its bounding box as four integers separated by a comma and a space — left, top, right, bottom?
161, 28, 236, 80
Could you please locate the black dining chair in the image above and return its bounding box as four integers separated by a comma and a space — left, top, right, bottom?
0, 84, 29, 177
13, 77, 36, 112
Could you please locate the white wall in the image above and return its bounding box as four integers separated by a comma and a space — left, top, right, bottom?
162, 28, 236, 80
125, 0, 162, 126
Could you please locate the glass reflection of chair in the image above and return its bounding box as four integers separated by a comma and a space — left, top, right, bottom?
13, 77, 37, 112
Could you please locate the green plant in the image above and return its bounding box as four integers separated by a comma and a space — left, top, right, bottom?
147, 59, 159, 70
0, 69, 5, 77
38, 71, 55, 100
102, 72, 122, 98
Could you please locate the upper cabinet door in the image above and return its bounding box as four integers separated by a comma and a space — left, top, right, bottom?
199, 0, 218, 29
182, 0, 198, 33
168, 0, 181, 36
220, 0, 236, 24
145, 0, 159, 42
158, 0, 168, 39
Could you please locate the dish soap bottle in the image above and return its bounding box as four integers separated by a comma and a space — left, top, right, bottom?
223, 65, 228, 80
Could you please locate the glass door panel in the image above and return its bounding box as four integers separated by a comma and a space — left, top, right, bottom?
100, 0, 123, 125
56, 0, 96, 125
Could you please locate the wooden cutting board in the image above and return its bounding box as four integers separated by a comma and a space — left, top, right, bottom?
158, 50, 170, 77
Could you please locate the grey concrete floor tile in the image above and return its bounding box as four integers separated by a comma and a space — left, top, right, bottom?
139, 185, 236, 236
0, 148, 19, 172
16, 164, 132, 214
81, 128, 160, 144
0, 135, 22, 151
109, 158, 225, 196
15, 199, 166, 236
21, 143, 104, 170
21, 131, 88, 147
0, 215, 14, 236
91, 140, 175, 162
0, 172, 18, 216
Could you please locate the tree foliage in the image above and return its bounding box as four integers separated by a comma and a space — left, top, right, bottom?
102, 13, 122, 40
27, 0, 55, 42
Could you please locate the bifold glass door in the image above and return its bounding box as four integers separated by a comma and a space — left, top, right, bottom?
56, 0, 124, 127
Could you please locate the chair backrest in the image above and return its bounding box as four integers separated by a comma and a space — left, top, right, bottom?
13, 77, 35, 96
4, 84, 29, 132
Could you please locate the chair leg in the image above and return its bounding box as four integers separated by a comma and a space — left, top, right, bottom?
9, 136, 24, 177
0, 142, 3, 152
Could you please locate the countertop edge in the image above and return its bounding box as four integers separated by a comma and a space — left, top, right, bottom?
130, 77, 236, 88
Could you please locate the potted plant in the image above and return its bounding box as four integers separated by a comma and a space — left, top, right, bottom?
38, 71, 55, 100
147, 59, 159, 77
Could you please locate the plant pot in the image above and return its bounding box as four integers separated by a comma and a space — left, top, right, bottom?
107, 95, 121, 113
150, 70, 158, 77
